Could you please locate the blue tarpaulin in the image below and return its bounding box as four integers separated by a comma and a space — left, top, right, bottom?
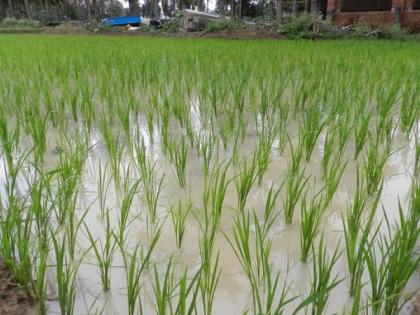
101, 16, 141, 27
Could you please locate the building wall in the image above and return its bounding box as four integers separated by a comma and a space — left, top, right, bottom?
327, 0, 420, 31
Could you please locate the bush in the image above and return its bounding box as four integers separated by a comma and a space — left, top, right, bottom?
380, 24, 408, 40
0, 18, 40, 28
204, 19, 242, 33
161, 11, 183, 33
282, 14, 313, 38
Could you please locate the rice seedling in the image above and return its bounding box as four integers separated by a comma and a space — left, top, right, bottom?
152, 257, 175, 315
168, 137, 188, 188
255, 122, 278, 186
300, 191, 327, 262
343, 179, 381, 297
301, 239, 342, 315
399, 84, 419, 137
324, 157, 347, 205
283, 165, 309, 225
119, 226, 161, 315
363, 137, 390, 195
171, 199, 191, 248
85, 210, 117, 292
234, 156, 258, 212
353, 111, 371, 160
51, 230, 89, 315
118, 179, 140, 246
300, 104, 326, 162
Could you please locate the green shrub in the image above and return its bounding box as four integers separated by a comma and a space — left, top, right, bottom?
161, 11, 183, 33
0, 18, 40, 28
380, 24, 409, 40
282, 14, 313, 38
204, 19, 242, 33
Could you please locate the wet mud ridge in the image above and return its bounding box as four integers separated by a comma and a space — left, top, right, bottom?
0, 259, 36, 315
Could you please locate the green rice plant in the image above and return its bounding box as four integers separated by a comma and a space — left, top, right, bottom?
152, 257, 175, 315
171, 199, 191, 248
283, 166, 309, 225
321, 129, 335, 178
300, 104, 326, 162
414, 140, 419, 176
99, 115, 125, 188
399, 83, 418, 137
324, 157, 347, 205
119, 226, 161, 315
85, 210, 117, 292
363, 137, 390, 195
226, 210, 295, 314
118, 179, 140, 247
300, 190, 328, 263
343, 180, 381, 297
364, 203, 420, 315
0, 195, 35, 298
256, 122, 278, 186
168, 137, 188, 188
234, 156, 258, 212
353, 111, 371, 160
195, 132, 217, 178
97, 162, 111, 218
199, 250, 221, 315
261, 184, 281, 238
174, 267, 202, 315
142, 166, 164, 226
51, 230, 88, 315
31, 175, 53, 314
300, 238, 342, 315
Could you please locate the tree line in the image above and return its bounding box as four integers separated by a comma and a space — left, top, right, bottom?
0, 0, 321, 23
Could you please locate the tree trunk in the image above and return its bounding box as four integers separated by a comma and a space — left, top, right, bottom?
6, 0, 13, 17
128, 0, 141, 15
305, 0, 311, 12
86, 0, 91, 19
23, 0, 31, 19
276, 0, 283, 26
292, 0, 298, 17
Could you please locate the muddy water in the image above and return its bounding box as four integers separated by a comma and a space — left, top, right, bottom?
2, 112, 418, 315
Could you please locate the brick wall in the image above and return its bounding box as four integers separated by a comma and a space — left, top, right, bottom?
327, 0, 420, 31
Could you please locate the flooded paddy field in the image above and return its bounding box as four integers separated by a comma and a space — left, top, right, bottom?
0, 35, 419, 315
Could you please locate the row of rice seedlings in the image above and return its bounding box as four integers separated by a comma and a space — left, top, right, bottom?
199, 161, 230, 315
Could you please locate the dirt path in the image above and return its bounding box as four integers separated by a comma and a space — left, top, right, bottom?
0, 259, 37, 315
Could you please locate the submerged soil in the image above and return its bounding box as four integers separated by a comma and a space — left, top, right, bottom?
0, 259, 37, 315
